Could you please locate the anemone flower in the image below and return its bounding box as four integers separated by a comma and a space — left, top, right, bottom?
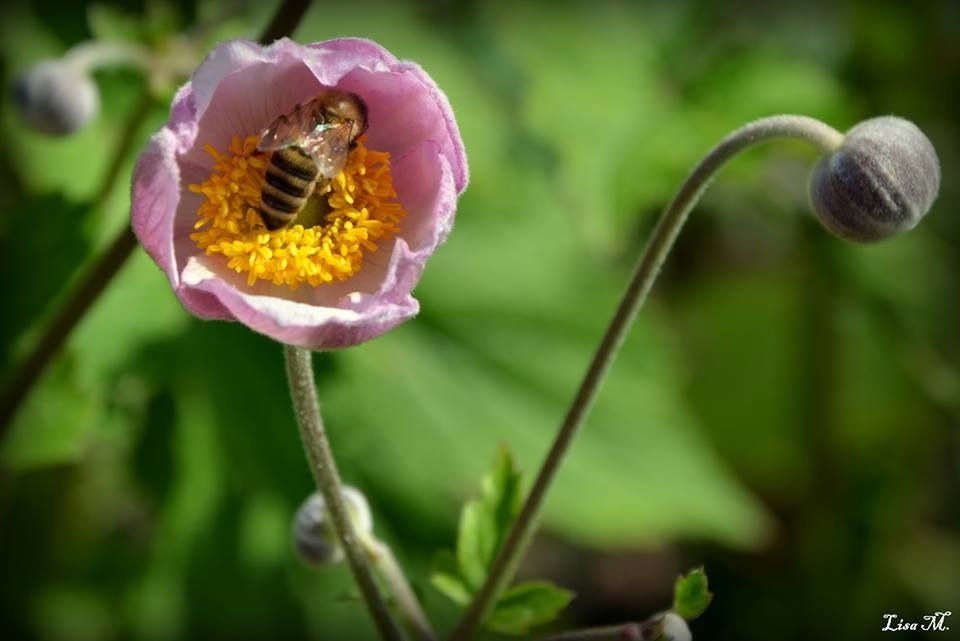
132, 38, 468, 348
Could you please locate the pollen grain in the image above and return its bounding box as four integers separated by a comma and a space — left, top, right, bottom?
189, 135, 405, 288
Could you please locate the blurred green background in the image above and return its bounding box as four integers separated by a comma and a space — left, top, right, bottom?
1, 0, 958, 639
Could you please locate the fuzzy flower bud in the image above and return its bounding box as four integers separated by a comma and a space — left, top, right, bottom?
635, 611, 692, 641
13, 60, 100, 136
292, 486, 373, 568
659, 612, 692, 641
809, 116, 940, 242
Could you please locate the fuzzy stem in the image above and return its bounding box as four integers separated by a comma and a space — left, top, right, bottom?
448, 115, 844, 641
284, 346, 406, 641
362, 534, 438, 641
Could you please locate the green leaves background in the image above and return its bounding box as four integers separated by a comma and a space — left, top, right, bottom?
432, 450, 573, 635
1, 1, 958, 640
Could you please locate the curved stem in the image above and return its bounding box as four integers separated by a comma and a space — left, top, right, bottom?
285, 346, 406, 641
362, 534, 438, 641
65, 41, 154, 74
448, 115, 845, 641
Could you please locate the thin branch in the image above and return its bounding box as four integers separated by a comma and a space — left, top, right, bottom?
448, 115, 844, 641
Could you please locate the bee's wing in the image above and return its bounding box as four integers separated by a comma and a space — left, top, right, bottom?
301, 123, 353, 179
257, 101, 319, 151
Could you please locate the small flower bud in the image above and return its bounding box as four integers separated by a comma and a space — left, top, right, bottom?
660, 612, 692, 641
639, 611, 692, 641
292, 486, 373, 568
12, 60, 100, 136
809, 116, 940, 242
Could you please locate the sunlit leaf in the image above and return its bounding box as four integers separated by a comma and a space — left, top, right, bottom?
324, 321, 769, 549
673, 567, 712, 621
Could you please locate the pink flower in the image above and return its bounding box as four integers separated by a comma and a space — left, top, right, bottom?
132, 38, 468, 348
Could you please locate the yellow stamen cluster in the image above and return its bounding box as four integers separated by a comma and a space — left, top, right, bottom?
188, 135, 405, 288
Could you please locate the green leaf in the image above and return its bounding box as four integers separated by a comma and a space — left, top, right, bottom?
456, 447, 523, 590
487, 581, 574, 635
323, 321, 769, 549
430, 551, 472, 606
485, 447, 524, 544
430, 572, 472, 607
456, 500, 489, 590
673, 567, 713, 621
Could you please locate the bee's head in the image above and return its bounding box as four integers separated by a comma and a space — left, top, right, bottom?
321, 90, 369, 144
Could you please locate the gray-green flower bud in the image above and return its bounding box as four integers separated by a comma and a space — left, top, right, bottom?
292, 486, 373, 568
13, 60, 100, 136
809, 116, 940, 242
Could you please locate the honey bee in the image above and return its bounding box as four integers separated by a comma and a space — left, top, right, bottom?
256, 90, 369, 230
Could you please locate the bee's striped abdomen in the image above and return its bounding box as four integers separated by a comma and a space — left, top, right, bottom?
259, 146, 320, 230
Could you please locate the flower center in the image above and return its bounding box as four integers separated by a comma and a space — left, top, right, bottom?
188, 135, 406, 288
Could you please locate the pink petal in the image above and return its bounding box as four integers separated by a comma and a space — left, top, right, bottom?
131, 37, 468, 349
131, 131, 181, 287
